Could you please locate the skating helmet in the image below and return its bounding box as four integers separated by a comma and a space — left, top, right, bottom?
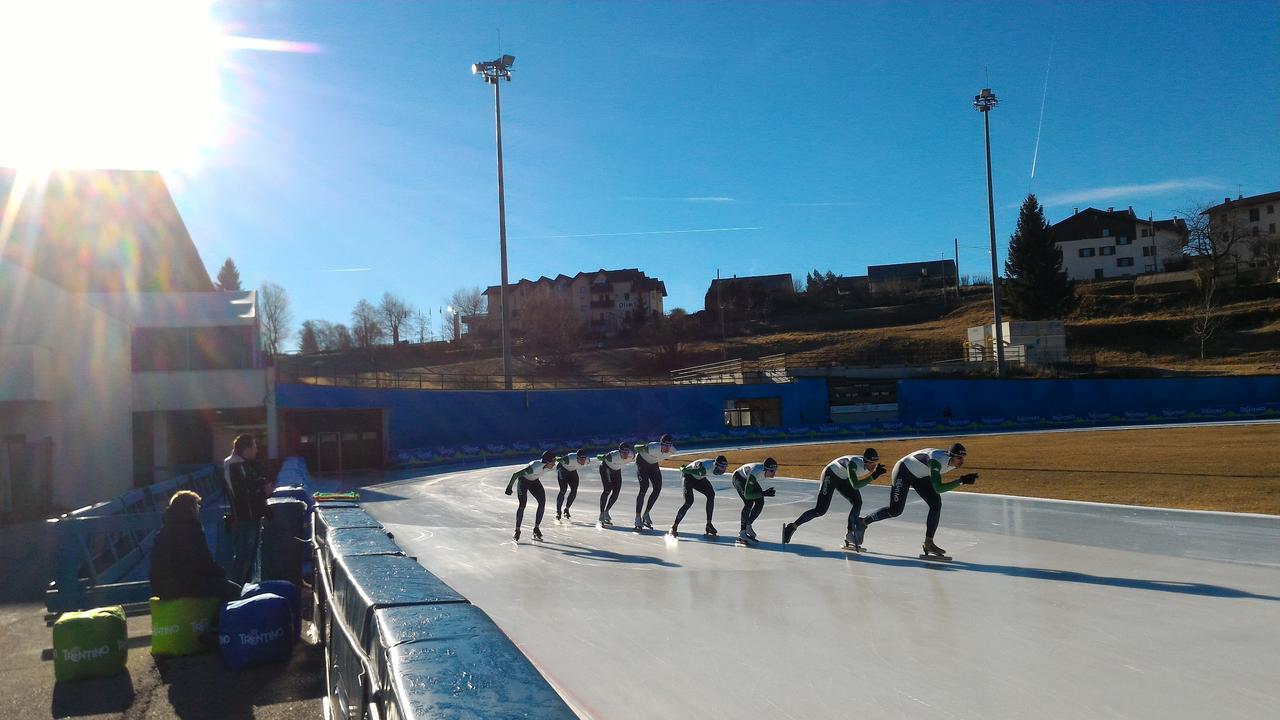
763, 457, 778, 471
660, 433, 674, 446
949, 442, 967, 457
863, 447, 879, 463
541, 450, 556, 465
575, 448, 588, 460
618, 442, 632, 456
714, 455, 729, 471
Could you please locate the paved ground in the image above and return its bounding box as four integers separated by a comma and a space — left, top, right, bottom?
362, 465, 1280, 720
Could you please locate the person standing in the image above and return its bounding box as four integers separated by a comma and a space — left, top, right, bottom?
731, 458, 778, 544
782, 448, 885, 549
854, 443, 978, 557
555, 449, 595, 522
632, 433, 677, 530
596, 442, 634, 526
669, 455, 728, 538
505, 451, 557, 541
223, 433, 271, 584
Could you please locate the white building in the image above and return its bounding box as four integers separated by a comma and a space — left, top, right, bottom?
481, 268, 667, 338
0, 169, 273, 516
1203, 191, 1280, 278
1051, 207, 1187, 281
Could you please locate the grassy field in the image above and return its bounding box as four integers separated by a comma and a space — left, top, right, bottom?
663, 423, 1280, 515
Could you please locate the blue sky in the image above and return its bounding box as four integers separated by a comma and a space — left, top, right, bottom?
166, 0, 1278, 336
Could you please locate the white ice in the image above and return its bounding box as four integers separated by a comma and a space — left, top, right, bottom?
360, 465, 1280, 720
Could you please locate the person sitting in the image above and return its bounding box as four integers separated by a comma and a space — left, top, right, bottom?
149, 490, 242, 602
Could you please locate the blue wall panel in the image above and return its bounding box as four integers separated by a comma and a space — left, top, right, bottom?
897, 376, 1280, 420
277, 380, 830, 448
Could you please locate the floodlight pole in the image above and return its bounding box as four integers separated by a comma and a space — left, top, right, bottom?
474, 56, 516, 390
975, 88, 1006, 377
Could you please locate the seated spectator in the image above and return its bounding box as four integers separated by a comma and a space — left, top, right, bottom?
150, 490, 241, 602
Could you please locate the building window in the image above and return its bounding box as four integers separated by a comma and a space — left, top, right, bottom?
1117, 257, 1134, 267
1142, 246, 1155, 257
1249, 208, 1260, 222
1102, 228, 1111, 237
1253, 226, 1261, 236
623, 292, 630, 300
1078, 248, 1096, 258
1117, 236, 1131, 245
1268, 204, 1274, 214
1100, 246, 1116, 256
1141, 228, 1152, 237
1270, 224, 1276, 234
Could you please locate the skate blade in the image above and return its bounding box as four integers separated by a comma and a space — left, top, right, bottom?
918, 554, 952, 561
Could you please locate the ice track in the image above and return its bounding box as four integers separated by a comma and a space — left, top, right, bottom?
359, 466, 1280, 720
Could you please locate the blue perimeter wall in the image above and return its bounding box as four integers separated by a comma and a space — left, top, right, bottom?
898, 376, 1280, 420
276, 380, 831, 448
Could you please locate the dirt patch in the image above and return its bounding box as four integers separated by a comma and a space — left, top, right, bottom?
664, 423, 1280, 515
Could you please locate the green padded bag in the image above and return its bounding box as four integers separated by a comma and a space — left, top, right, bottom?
150, 596, 221, 656
52, 605, 128, 682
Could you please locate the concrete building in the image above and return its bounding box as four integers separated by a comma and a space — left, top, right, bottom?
1203, 191, 1280, 278
704, 273, 794, 314
1051, 207, 1187, 281
0, 169, 272, 515
867, 260, 957, 295
482, 268, 667, 338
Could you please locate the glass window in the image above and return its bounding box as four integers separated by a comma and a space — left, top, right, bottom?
1142, 246, 1155, 257
1100, 246, 1116, 256
1102, 228, 1111, 237
1116, 236, 1131, 245
1117, 257, 1134, 267
1249, 208, 1260, 222
1078, 248, 1095, 258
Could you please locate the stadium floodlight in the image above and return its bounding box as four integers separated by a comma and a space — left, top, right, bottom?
974, 87, 1006, 377
472, 56, 517, 389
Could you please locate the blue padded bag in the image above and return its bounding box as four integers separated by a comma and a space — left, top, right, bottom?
218, 593, 293, 669
241, 581, 301, 641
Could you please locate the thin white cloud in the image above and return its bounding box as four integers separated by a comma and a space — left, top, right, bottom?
781, 201, 863, 207
1037, 179, 1223, 208
319, 267, 372, 273
515, 227, 761, 240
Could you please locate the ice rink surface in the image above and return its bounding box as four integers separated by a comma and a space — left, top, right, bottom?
360, 465, 1280, 720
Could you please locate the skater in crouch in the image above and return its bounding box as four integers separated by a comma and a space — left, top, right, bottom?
555, 449, 595, 521
669, 455, 729, 538
505, 450, 557, 541
731, 458, 778, 543
632, 433, 678, 530
782, 448, 884, 549
596, 442, 634, 526
854, 443, 978, 557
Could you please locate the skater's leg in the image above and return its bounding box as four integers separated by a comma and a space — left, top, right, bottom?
516, 480, 529, 529
793, 472, 835, 527
635, 471, 650, 515
565, 472, 579, 512
836, 485, 863, 534
911, 477, 943, 538
643, 466, 663, 515
556, 468, 569, 516
673, 476, 696, 527
695, 477, 716, 525
863, 461, 910, 525
599, 466, 611, 514
530, 480, 547, 527
605, 469, 622, 512
748, 498, 765, 524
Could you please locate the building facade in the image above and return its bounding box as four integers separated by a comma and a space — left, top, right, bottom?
1203, 191, 1280, 278
482, 268, 667, 338
1051, 207, 1187, 281
704, 273, 794, 314
867, 260, 957, 295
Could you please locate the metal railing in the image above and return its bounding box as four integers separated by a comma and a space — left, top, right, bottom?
280, 366, 741, 390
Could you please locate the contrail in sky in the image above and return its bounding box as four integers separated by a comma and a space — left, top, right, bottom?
515, 227, 761, 240
320, 267, 372, 272
1030, 42, 1054, 181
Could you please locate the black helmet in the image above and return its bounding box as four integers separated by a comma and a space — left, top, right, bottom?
763, 457, 778, 471
575, 448, 588, 459
541, 450, 556, 464
863, 447, 879, 462
714, 455, 728, 466
618, 441, 631, 452
949, 442, 967, 457
660, 433, 674, 445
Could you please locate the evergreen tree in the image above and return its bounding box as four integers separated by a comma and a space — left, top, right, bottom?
298, 321, 320, 354
216, 257, 242, 291
1003, 194, 1076, 320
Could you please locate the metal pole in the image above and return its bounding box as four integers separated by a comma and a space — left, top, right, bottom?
954, 237, 960, 294
494, 78, 514, 390
717, 268, 727, 360
983, 110, 1006, 376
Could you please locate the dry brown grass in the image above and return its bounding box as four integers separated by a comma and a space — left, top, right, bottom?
663, 424, 1280, 515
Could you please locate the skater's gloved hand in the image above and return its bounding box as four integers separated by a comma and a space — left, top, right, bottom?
763, 487, 776, 497
871, 465, 887, 479
959, 473, 979, 484
504, 486, 514, 495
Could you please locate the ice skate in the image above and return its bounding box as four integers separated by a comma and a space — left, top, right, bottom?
921, 538, 951, 560
782, 522, 797, 544
843, 531, 864, 552
669, 525, 679, 538
704, 523, 718, 537
634, 515, 644, 531
564, 509, 572, 520
532, 526, 543, 542
513, 528, 521, 541
736, 528, 753, 545
852, 517, 867, 547
642, 512, 654, 530
598, 512, 611, 526
555, 511, 562, 522
745, 523, 758, 541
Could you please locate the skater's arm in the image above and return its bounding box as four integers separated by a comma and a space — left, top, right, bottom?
681, 462, 706, 479
928, 460, 963, 493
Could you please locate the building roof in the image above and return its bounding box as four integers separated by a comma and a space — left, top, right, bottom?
83, 290, 257, 328
1049, 206, 1186, 243
0, 168, 213, 293
485, 268, 667, 297
867, 259, 956, 281
1205, 190, 1280, 215
706, 273, 794, 289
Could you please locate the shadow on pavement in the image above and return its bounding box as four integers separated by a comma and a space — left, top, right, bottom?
50, 671, 135, 716
157, 640, 325, 720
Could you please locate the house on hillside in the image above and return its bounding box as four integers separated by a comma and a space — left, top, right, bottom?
1051, 206, 1187, 281
867, 260, 957, 295
480, 268, 667, 338
1203, 191, 1280, 279
704, 273, 794, 314
0, 169, 274, 515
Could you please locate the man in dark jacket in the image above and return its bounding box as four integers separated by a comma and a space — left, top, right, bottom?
149, 490, 241, 601
224, 433, 271, 584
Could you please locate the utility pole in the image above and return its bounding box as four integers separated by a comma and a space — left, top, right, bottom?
974, 87, 1006, 377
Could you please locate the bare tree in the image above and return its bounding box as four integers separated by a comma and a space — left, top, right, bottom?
298, 320, 320, 354
350, 299, 384, 349
1188, 273, 1225, 360
411, 309, 433, 344
332, 323, 354, 351
643, 308, 696, 361
377, 292, 413, 345
1180, 200, 1247, 279
448, 287, 487, 320
259, 282, 292, 356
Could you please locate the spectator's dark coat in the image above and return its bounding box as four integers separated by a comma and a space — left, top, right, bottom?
149, 507, 228, 599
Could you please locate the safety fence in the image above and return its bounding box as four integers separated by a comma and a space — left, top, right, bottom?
45, 464, 223, 613
385, 401, 1280, 471
312, 493, 576, 719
